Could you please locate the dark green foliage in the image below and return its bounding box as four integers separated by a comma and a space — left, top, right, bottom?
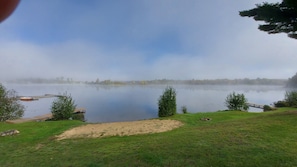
158, 87, 177, 117
181, 105, 188, 114
263, 105, 275, 112
0, 84, 24, 121
225, 92, 249, 111
51, 92, 76, 120
287, 73, 297, 88
274, 100, 289, 107
71, 113, 86, 122
274, 91, 297, 107
240, 0, 297, 39
284, 91, 297, 107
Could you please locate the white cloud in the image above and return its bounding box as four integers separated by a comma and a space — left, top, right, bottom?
0, 0, 296, 81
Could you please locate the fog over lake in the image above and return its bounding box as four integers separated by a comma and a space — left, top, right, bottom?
4, 84, 287, 123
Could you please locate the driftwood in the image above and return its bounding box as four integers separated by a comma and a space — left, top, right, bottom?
0, 129, 20, 137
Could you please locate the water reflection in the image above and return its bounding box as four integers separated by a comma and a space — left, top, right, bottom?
4, 84, 287, 123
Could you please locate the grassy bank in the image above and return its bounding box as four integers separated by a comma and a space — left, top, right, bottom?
1, 108, 297, 167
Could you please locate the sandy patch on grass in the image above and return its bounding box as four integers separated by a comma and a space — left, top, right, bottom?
56, 119, 183, 140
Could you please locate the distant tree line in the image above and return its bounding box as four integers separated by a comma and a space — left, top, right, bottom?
6, 77, 287, 86
7, 77, 82, 84
86, 78, 287, 86
182, 78, 286, 85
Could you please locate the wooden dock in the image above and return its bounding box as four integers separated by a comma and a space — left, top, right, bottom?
6, 108, 86, 124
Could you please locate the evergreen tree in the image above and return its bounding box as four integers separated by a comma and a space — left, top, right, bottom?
158, 87, 177, 117
240, 0, 297, 39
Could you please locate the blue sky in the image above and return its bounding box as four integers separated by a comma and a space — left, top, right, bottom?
0, 0, 296, 81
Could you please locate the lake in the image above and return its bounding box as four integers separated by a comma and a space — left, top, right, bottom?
3, 84, 288, 123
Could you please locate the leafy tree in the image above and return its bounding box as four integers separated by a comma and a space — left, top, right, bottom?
225, 92, 249, 111
51, 92, 76, 120
240, 0, 297, 39
0, 84, 24, 121
284, 91, 297, 107
287, 72, 297, 87
158, 86, 177, 117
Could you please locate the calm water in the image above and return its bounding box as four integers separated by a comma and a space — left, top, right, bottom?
4, 84, 288, 123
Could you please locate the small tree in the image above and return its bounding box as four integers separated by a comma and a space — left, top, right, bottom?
0, 84, 24, 121
51, 92, 76, 120
181, 105, 188, 114
225, 92, 249, 111
158, 86, 177, 117
284, 91, 297, 107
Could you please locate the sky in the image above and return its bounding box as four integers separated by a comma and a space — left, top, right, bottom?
0, 0, 296, 81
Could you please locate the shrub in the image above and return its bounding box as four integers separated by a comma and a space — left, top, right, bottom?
284, 91, 297, 107
274, 100, 289, 107
225, 92, 249, 111
158, 86, 177, 117
181, 105, 188, 114
0, 84, 24, 121
71, 113, 86, 122
51, 92, 76, 120
263, 105, 275, 112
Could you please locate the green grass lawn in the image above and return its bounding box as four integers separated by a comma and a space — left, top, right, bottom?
1, 108, 297, 167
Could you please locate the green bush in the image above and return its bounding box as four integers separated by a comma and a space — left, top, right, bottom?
0, 84, 24, 121
225, 92, 249, 111
158, 86, 177, 117
51, 92, 76, 120
181, 105, 188, 114
263, 105, 275, 112
284, 91, 297, 107
274, 100, 289, 107
71, 113, 86, 122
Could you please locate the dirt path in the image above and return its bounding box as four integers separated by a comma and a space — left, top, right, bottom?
56, 119, 183, 140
